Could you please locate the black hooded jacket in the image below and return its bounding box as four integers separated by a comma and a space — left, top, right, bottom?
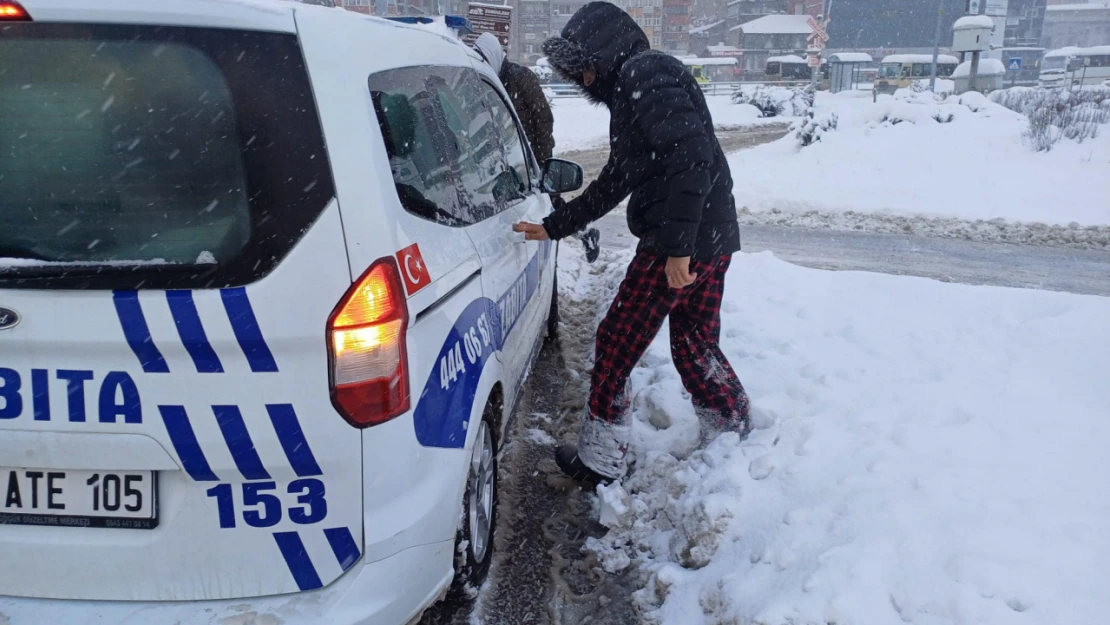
502, 62, 555, 162
541, 2, 741, 259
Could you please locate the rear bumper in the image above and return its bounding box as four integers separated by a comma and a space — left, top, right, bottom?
0, 539, 454, 625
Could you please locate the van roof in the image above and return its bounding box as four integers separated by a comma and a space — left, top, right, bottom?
20, 0, 453, 35
19, 0, 304, 32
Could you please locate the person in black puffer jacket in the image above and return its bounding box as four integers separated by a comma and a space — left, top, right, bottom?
513, 1, 750, 484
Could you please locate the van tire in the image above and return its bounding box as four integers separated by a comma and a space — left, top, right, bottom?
545, 265, 559, 343
451, 409, 498, 592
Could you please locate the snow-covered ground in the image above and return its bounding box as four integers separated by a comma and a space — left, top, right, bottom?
730, 89, 1110, 227
561, 247, 1110, 625
553, 94, 769, 153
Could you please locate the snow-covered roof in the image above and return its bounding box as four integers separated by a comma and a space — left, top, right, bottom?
18, 0, 302, 32
881, 54, 960, 65
827, 52, 873, 63
766, 54, 806, 64
1047, 2, 1110, 10
681, 57, 738, 66
732, 14, 813, 35
1044, 46, 1081, 58
689, 20, 726, 35
706, 44, 742, 53
1045, 45, 1110, 58
953, 58, 1006, 76
953, 15, 996, 30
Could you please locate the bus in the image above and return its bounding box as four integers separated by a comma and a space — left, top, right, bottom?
765, 55, 828, 85
1039, 46, 1110, 88
874, 54, 959, 96
681, 57, 739, 83
768, 54, 830, 88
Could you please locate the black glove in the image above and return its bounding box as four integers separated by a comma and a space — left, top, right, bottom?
578, 228, 600, 264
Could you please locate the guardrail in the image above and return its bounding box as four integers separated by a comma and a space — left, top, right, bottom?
544, 80, 816, 98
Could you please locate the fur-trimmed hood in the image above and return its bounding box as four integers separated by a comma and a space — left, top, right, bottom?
542, 2, 650, 105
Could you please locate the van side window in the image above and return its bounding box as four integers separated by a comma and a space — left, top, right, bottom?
476, 81, 530, 203
370, 68, 465, 227
368, 66, 522, 227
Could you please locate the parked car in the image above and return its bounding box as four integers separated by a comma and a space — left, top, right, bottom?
0, 1, 581, 623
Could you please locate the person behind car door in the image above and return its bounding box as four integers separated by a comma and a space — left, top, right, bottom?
473, 32, 601, 263
512, 1, 751, 483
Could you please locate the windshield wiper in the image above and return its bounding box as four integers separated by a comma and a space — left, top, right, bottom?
0, 262, 219, 278
0, 242, 52, 261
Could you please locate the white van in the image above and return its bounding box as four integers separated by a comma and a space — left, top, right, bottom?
0, 1, 580, 623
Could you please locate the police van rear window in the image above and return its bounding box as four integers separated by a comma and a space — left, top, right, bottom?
0, 23, 335, 290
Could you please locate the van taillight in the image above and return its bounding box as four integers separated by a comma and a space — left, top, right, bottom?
327, 258, 410, 428
0, 2, 29, 20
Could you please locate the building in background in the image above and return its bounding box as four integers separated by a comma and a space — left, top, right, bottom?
786, 0, 821, 16
689, 18, 730, 52
335, 0, 371, 13
514, 0, 551, 62
726, 0, 787, 25
662, 0, 693, 53
731, 13, 812, 77
614, 0, 664, 49
1044, 2, 1110, 48
1004, 0, 1048, 47
826, 0, 966, 49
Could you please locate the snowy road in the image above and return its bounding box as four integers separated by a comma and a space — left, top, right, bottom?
597, 211, 1110, 297
571, 129, 1110, 297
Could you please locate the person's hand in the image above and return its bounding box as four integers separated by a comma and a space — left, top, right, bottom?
513, 222, 549, 241
665, 256, 697, 289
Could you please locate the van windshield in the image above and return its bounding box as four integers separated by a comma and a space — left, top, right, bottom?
1042, 55, 1068, 71
0, 24, 334, 289
879, 63, 902, 79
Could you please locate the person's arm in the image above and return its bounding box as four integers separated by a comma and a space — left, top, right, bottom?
541, 150, 630, 240
624, 56, 715, 258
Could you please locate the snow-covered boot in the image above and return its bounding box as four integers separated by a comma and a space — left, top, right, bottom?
569, 417, 629, 481
697, 407, 752, 447
555, 445, 614, 485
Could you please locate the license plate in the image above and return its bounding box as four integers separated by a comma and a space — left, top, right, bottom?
1, 468, 158, 530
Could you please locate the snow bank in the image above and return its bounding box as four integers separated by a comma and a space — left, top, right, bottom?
554, 95, 772, 153
729, 89, 1110, 228
583, 250, 1110, 625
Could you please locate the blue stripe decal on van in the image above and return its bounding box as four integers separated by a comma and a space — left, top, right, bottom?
159, 405, 219, 481
324, 527, 362, 572
113, 291, 170, 373
167, 291, 224, 373
220, 288, 279, 373
266, 404, 323, 477
273, 532, 323, 591
213, 405, 271, 480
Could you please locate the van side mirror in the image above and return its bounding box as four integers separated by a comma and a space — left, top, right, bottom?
541, 158, 584, 194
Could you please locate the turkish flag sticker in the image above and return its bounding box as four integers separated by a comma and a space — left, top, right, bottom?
396, 243, 432, 296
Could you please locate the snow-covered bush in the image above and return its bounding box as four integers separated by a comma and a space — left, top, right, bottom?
990, 86, 1110, 151
795, 111, 838, 147
732, 85, 814, 118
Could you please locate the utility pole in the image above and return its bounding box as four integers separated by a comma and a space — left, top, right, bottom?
968, 0, 986, 92
929, 0, 944, 91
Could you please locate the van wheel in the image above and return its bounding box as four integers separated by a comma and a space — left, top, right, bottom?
545, 267, 559, 343
453, 414, 498, 590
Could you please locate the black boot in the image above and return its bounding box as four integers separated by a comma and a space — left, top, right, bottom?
555, 445, 613, 485
580, 228, 600, 264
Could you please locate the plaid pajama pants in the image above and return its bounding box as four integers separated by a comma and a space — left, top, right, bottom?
588, 251, 750, 429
